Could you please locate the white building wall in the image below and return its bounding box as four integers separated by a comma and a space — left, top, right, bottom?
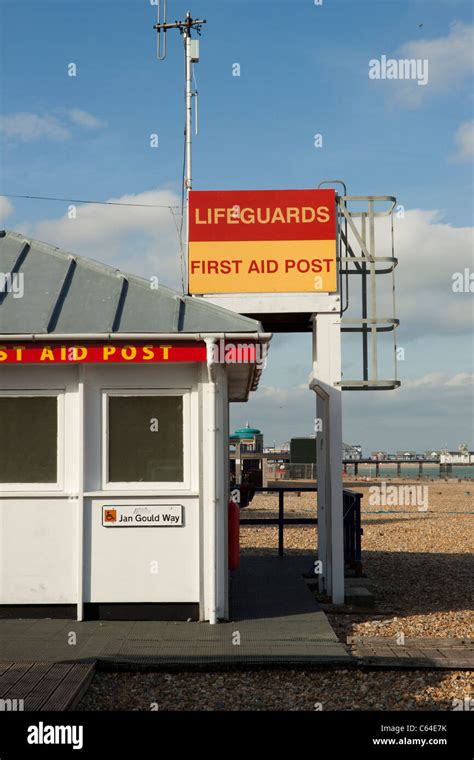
0, 361, 228, 612
0, 365, 79, 603
0, 497, 77, 604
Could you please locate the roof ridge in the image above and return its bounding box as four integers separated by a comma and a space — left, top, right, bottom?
1, 230, 181, 296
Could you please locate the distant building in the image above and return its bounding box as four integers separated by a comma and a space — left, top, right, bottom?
343, 443, 362, 460
372, 451, 388, 460
425, 450, 441, 461
230, 422, 263, 453
440, 444, 474, 464
229, 423, 264, 487
396, 451, 417, 460
290, 437, 316, 464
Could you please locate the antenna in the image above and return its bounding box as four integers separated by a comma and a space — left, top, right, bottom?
153, 5, 207, 293
155, 0, 167, 60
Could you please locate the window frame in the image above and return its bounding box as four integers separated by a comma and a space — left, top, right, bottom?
101, 388, 190, 491
0, 390, 64, 492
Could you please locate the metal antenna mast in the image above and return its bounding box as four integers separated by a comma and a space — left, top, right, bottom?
154, 3, 207, 292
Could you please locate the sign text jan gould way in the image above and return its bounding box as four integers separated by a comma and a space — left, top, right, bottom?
188, 188, 337, 294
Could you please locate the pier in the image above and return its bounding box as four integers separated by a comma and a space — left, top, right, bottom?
230, 451, 472, 487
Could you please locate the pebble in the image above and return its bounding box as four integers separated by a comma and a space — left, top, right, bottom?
77, 670, 473, 711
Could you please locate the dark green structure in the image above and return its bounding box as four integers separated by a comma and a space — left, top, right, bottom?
290, 437, 317, 464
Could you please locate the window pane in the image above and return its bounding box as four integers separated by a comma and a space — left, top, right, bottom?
0, 396, 58, 483
108, 396, 183, 482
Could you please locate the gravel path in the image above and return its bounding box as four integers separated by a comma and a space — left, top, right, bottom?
240, 481, 473, 640
77, 669, 472, 711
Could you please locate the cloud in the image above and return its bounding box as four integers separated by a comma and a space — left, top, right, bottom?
0, 196, 14, 223
0, 112, 70, 142
231, 371, 474, 451
393, 210, 473, 337
381, 21, 474, 108
344, 208, 473, 339
17, 188, 184, 287
452, 120, 474, 162
402, 372, 473, 389
0, 109, 107, 142
64, 109, 106, 129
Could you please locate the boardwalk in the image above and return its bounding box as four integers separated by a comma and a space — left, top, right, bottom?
0, 662, 95, 711
347, 637, 474, 669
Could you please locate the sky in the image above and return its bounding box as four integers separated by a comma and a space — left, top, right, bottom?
0, 0, 473, 453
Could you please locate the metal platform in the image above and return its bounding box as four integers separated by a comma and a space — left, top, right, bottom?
0, 555, 350, 668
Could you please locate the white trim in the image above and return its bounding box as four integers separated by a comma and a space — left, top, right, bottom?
204, 338, 218, 624
0, 389, 65, 492
199, 293, 340, 315
83, 491, 200, 498
0, 332, 272, 341
76, 366, 85, 621
310, 313, 344, 605
101, 388, 191, 492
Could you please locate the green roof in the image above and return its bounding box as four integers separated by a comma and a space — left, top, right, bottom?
0, 230, 263, 336
232, 426, 261, 438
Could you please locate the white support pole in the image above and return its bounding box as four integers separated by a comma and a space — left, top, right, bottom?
205, 338, 218, 624
184, 26, 192, 293
310, 313, 345, 604
184, 29, 192, 194
76, 364, 85, 621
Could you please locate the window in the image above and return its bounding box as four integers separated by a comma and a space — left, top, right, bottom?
0, 395, 58, 483
107, 394, 184, 483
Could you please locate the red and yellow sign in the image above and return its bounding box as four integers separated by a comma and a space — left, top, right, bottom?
188, 189, 337, 294
0, 341, 261, 364
0, 342, 207, 364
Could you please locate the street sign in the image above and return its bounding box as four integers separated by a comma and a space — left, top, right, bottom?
102, 505, 183, 527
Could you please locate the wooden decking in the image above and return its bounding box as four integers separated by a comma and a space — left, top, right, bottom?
0, 661, 95, 711
347, 637, 474, 669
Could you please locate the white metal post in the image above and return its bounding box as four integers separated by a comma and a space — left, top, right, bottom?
76, 364, 85, 621
184, 27, 193, 294
153, 11, 206, 295
205, 339, 218, 624
184, 28, 193, 194
310, 313, 345, 604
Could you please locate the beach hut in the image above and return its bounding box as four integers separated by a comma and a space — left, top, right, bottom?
0, 231, 271, 623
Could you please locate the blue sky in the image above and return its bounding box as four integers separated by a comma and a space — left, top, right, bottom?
0, 0, 473, 452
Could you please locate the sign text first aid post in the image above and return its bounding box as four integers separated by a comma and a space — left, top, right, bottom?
0, 342, 208, 364
188, 189, 337, 294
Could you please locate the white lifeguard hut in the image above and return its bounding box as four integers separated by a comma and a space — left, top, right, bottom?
0, 230, 270, 623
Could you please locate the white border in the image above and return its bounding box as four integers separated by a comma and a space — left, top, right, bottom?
101, 388, 191, 492
0, 389, 64, 492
